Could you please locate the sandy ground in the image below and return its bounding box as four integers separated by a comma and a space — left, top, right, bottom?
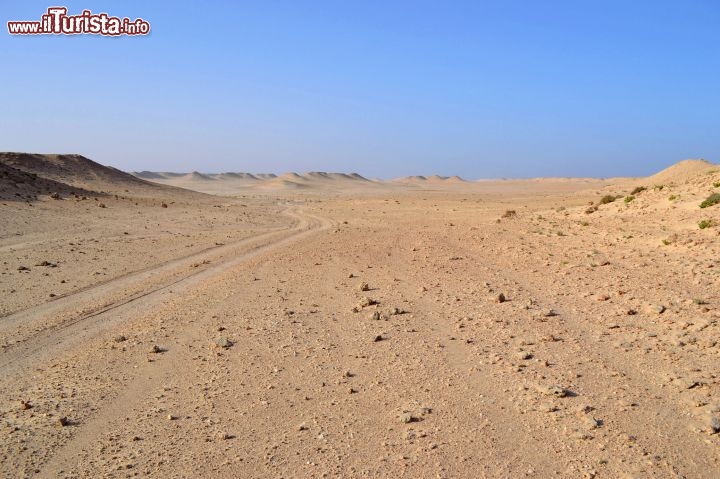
1, 155, 720, 478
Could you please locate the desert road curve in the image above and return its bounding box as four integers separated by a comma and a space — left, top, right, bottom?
0, 208, 333, 377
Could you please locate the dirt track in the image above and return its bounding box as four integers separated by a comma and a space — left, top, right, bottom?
1, 165, 720, 478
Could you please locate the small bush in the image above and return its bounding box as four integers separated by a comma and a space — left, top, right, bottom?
630, 186, 646, 195
654, 185, 665, 191
599, 195, 619, 205
501, 210, 517, 218
698, 219, 713, 229
668, 195, 678, 201
699, 193, 720, 208
713, 181, 720, 188
624, 196, 635, 203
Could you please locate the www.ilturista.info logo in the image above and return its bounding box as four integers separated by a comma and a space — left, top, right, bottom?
8, 7, 150, 36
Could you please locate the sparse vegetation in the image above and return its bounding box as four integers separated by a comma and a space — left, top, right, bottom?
599, 195, 619, 205
699, 193, 720, 208
501, 209, 517, 218
698, 219, 713, 229
668, 195, 678, 201
630, 186, 646, 195
713, 181, 720, 188
624, 195, 635, 203
654, 185, 665, 191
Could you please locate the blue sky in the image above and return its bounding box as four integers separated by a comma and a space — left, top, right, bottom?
2, 1, 719, 178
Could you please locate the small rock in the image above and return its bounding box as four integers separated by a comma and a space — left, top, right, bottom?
650, 304, 666, 314
539, 385, 569, 398
359, 282, 370, 292
496, 293, 506, 303
50, 192, 60, 199
710, 416, 720, 434
17, 266, 30, 271
113, 335, 127, 343
151, 345, 165, 354
58, 417, 69, 427
399, 413, 416, 424
516, 351, 533, 360
358, 297, 378, 308
544, 309, 558, 317
373, 334, 384, 342
167, 414, 176, 421
371, 311, 381, 321
214, 337, 233, 349
20, 401, 32, 410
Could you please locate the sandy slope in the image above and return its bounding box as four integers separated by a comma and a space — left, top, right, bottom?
1, 155, 719, 478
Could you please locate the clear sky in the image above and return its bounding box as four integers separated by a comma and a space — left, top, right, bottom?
2, 1, 719, 178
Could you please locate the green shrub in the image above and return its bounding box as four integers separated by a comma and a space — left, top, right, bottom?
699, 193, 720, 208
713, 181, 720, 188
668, 195, 678, 201
698, 219, 712, 229
630, 186, 646, 195
624, 196, 635, 203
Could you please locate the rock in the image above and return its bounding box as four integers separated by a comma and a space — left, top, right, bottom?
358, 297, 378, 308
151, 345, 165, 354
710, 416, 720, 434
373, 334, 384, 342
650, 304, 666, 314
399, 413, 416, 424
113, 335, 127, 343
214, 337, 233, 349
539, 385, 569, 398
516, 351, 533, 360
20, 400, 32, 410
58, 417, 69, 427
167, 414, 176, 420
298, 423, 308, 431
544, 309, 558, 317
496, 293, 507, 303
359, 282, 370, 292
17, 266, 30, 271
371, 311, 381, 321
50, 192, 60, 199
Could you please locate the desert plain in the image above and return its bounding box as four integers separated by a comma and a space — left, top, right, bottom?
1, 152, 719, 478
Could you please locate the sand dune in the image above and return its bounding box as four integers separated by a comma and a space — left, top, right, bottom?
1, 152, 149, 192
646, 159, 717, 185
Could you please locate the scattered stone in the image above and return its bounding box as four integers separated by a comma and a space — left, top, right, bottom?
216, 432, 232, 440
151, 345, 165, 354
359, 282, 370, 292
20, 400, 32, 410
298, 423, 308, 431
17, 266, 30, 271
496, 293, 506, 303
371, 311, 381, 321
373, 334, 384, 342
390, 307, 406, 315
98, 203, 106, 208
161, 203, 168, 208
113, 335, 127, 343
544, 309, 558, 317
50, 192, 60, 199
35, 260, 57, 267
167, 414, 176, 421
214, 337, 233, 349
516, 351, 533, 360
626, 309, 637, 316
58, 417, 69, 427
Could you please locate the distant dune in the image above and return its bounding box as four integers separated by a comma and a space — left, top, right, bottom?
646, 159, 717, 185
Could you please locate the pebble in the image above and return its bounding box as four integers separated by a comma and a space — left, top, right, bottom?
214, 337, 233, 349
